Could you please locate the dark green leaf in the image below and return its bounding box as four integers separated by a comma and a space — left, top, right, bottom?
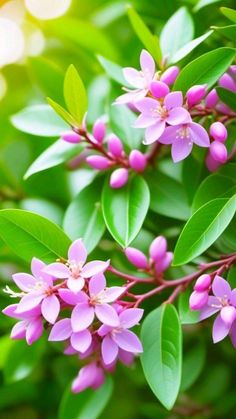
181, 343, 206, 391
109, 105, 143, 150
213, 24, 236, 43
216, 87, 236, 112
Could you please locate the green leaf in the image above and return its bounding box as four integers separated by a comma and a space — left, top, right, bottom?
11, 105, 67, 137
20, 198, 64, 226
220, 7, 236, 23
173, 195, 236, 265
109, 105, 143, 150
181, 343, 206, 392
0, 336, 14, 370
64, 65, 88, 125
178, 288, 200, 324
97, 55, 126, 85
160, 7, 194, 60
63, 178, 106, 253
213, 24, 236, 43
4, 339, 45, 383
0, 209, 71, 262
146, 171, 190, 221
141, 304, 182, 410
47, 97, 77, 127
192, 174, 236, 213
182, 154, 203, 205
194, 0, 222, 12
58, 376, 113, 419
215, 87, 236, 112
171, 30, 213, 64
174, 47, 236, 94
127, 6, 162, 64
24, 140, 82, 179
102, 176, 150, 247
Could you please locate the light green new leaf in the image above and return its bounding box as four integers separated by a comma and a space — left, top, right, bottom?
174, 47, 236, 94
171, 30, 213, 64
0, 209, 71, 262
220, 7, 236, 23
160, 7, 194, 60
47, 97, 77, 127
102, 176, 150, 247
141, 304, 182, 410
64, 65, 88, 125
216, 87, 236, 112
97, 55, 127, 85
178, 288, 200, 324
194, 0, 222, 12
11, 105, 67, 137
173, 195, 236, 265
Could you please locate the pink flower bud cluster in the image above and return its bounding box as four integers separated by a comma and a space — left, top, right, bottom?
2, 239, 143, 393
125, 235, 173, 275
190, 275, 236, 347
205, 66, 236, 114
206, 122, 228, 171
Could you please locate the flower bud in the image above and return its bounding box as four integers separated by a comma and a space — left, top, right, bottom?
205, 89, 218, 108
61, 131, 81, 143
125, 247, 148, 269
92, 119, 106, 144
229, 65, 236, 77
205, 152, 221, 172
110, 168, 129, 189
129, 150, 147, 172
149, 80, 169, 99
194, 274, 211, 292
189, 291, 208, 310
107, 134, 123, 158
86, 155, 110, 170
186, 84, 207, 107
210, 122, 228, 142
220, 306, 236, 327
155, 251, 173, 274
149, 236, 167, 262
160, 66, 179, 85
219, 73, 236, 93
210, 141, 228, 163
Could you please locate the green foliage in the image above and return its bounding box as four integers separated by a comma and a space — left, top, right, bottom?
64, 65, 88, 125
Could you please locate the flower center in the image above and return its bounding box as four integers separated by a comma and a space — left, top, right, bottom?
68, 261, 84, 279
176, 125, 191, 140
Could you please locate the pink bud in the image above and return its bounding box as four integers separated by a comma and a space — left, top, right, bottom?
110, 168, 129, 189
220, 306, 236, 327
149, 236, 167, 262
125, 247, 148, 269
129, 150, 147, 173
216, 103, 233, 115
210, 141, 228, 163
61, 131, 81, 144
92, 119, 106, 144
186, 84, 207, 107
229, 65, 236, 76
205, 89, 218, 108
86, 155, 110, 170
194, 274, 211, 292
210, 122, 228, 142
205, 152, 221, 172
189, 290, 208, 310
155, 251, 173, 274
160, 66, 180, 85
107, 134, 124, 158
219, 73, 236, 93
150, 80, 169, 99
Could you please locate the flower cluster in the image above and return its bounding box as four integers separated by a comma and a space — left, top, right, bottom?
2, 239, 144, 393
190, 275, 236, 346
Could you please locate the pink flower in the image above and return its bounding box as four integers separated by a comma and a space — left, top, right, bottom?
158, 121, 210, 162
116, 50, 155, 104
72, 362, 105, 393
43, 239, 109, 293
134, 92, 190, 144
49, 318, 92, 353
70, 273, 125, 331
98, 308, 143, 365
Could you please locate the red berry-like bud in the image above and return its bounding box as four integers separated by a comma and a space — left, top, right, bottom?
129, 150, 147, 172
194, 274, 211, 292
125, 247, 148, 269
149, 236, 167, 262
149, 80, 169, 99
61, 131, 81, 143
210, 141, 228, 163
186, 84, 207, 107
110, 168, 129, 189
210, 122, 228, 142
92, 119, 106, 144
86, 155, 110, 170
189, 290, 208, 310
160, 66, 179, 85
107, 134, 123, 158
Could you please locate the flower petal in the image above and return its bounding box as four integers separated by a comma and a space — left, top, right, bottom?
82, 260, 109, 278
166, 108, 191, 125
67, 277, 85, 293
41, 294, 60, 324
119, 308, 144, 329
16, 292, 44, 313
212, 275, 231, 299
230, 289, 236, 306
101, 287, 125, 303
123, 67, 144, 88
101, 335, 119, 365
95, 304, 120, 327
71, 329, 92, 353
199, 296, 220, 320
97, 324, 113, 337
48, 318, 72, 341
230, 322, 236, 348
134, 114, 156, 128
12, 273, 36, 292
164, 91, 183, 109
135, 97, 159, 115
144, 120, 166, 144
71, 303, 94, 332
140, 49, 155, 80
68, 239, 87, 265
212, 314, 230, 343
89, 273, 106, 297
43, 263, 70, 279
189, 122, 210, 147
171, 138, 193, 162
118, 349, 135, 365
10, 321, 27, 340
31, 257, 52, 285
113, 329, 143, 353
220, 306, 236, 327
26, 318, 43, 345
58, 289, 87, 305
158, 125, 179, 144
115, 90, 147, 105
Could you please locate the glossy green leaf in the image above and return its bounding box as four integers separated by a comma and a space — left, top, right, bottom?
97, 55, 126, 85
171, 30, 213, 64
102, 176, 150, 247
174, 48, 236, 94
216, 87, 236, 112
24, 140, 82, 179
11, 105, 67, 137
0, 209, 71, 262
20, 198, 64, 226
181, 343, 206, 391
178, 288, 200, 324
63, 178, 106, 253
173, 195, 236, 265
146, 172, 190, 220
64, 65, 88, 125
194, 0, 221, 12
109, 105, 143, 150
58, 376, 113, 419
160, 7, 194, 60
213, 25, 236, 43
182, 154, 203, 204
141, 304, 182, 410
0, 336, 14, 370
47, 97, 77, 127
220, 7, 236, 23
127, 6, 162, 64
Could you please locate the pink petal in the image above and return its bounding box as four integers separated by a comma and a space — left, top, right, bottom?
140, 49, 155, 80
72, 363, 99, 393
10, 321, 27, 340
115, 90, 147, 105
97, 324, 113, 337
212, 314, 230, 343
230, 289, 236, 306
164, 91, 183, 109
189, 122, 210, 147
68, 239, 87, 265
67, 277, 85, 293
41, 295, 60, 324
48, 318, 72, 341
58, 289, 87, 305
95, 304, 120, 327
144, 120, 166, 144
230, 322, 236, 347
89, 273, 106, 297
119, 308, 144, 328
158, 125, 179, 144
101, 335, 119, 365
166, 107, 191, 125
31, 258, 53, 285
16, 292, 44, 314
70, 329, 92, 353
43, 263, 70, 279
135, 97, 159, 115
26, 318, 43, 345
199, 296, 220, 320
113, 329, 143, 353
12, 273, 36, 292
71, 303, 94, 332
118, 349, 135, 365
220, 306, 236, 327
134, 114, 156, 128
101, 287, 125, 303
123, 67, 144, 88
2, 304, 19, 319
171, 138, 193, 162
212, 275, 231, 299
81, 260, 109, 278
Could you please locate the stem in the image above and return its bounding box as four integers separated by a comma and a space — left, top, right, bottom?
108, 265, 153, 283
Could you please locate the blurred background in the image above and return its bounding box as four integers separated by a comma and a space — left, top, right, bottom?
0, 0, 236, 418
